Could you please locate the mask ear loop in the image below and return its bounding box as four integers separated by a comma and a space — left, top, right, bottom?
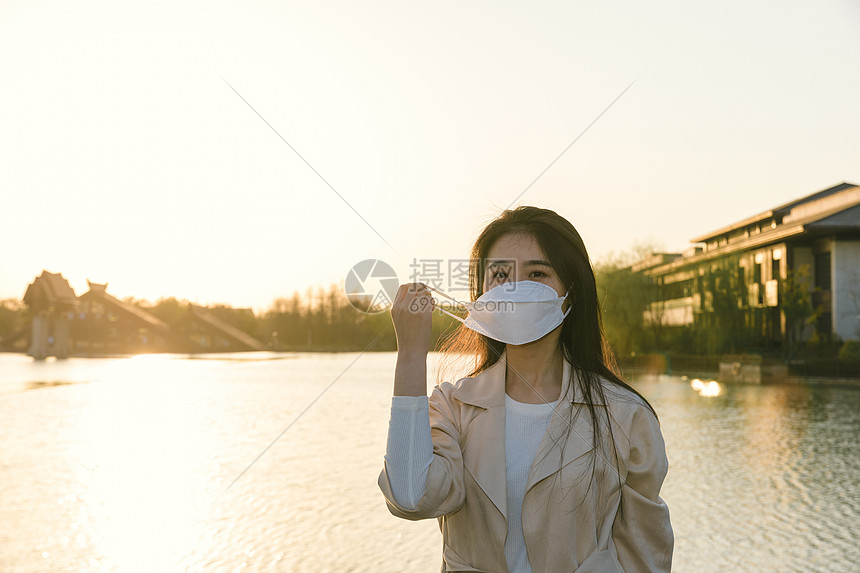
425, 285, 468, 323
560, 291, 573, 319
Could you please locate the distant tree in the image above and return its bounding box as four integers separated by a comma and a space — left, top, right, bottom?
262, 291, 311, 349
0, 298, 27, 342
142, 297, 190, 325
208, 304, 259, 337
838, 340, 860, 361
594, 245, 660, 356
257, 281, 467, 352
122, 295, 148, 307
699, 255, 749, 354
781, 265, 818, 358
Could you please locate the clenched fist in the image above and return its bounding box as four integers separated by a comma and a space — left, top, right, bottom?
391, 282, 435, 356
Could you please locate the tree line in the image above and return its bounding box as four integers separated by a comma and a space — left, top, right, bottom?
3, 253, 857, 361
0, 285, 461, 353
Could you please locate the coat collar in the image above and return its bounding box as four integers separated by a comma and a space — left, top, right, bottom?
450, 349, 608, 408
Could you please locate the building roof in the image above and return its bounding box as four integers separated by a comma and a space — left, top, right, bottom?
805, 203, 860, 232
642, 182, 860, 276
631, 253, 683, 273
23, 271, 78, 308
690, 182, 859, 243
184, 305, 267, 351
771, 182, 858, 216
79, 281, 171, 333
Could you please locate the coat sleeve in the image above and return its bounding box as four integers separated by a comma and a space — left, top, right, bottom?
378, 383, 467, 520
611, 404, 674, 572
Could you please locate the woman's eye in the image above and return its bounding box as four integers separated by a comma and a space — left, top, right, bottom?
530, 271, 546, 278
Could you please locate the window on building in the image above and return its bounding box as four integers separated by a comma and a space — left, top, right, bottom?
753, 261, 763, 305
664, 278, 692, 300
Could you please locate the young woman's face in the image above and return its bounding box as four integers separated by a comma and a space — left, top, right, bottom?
483, 233, 566, 298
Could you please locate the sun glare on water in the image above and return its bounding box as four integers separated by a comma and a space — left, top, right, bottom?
690, 378, 722, 398
71, 355, 214, 572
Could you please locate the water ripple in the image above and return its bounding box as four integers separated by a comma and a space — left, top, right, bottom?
0, 354, 858, 572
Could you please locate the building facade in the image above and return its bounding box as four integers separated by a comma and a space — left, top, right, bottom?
635, 182, 860, 346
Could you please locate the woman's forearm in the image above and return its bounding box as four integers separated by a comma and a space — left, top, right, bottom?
393, 350, 428, 396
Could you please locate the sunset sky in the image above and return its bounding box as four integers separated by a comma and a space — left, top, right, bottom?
1, 0, 859, 311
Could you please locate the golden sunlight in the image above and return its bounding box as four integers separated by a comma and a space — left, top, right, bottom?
690, 378, 722, 398
72, 355, 212, 571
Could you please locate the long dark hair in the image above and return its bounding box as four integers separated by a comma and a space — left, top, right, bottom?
436, 206, 658, 515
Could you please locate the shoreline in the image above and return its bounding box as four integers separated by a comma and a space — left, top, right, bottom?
4, 350, 859, 388
624, 367, 860, 389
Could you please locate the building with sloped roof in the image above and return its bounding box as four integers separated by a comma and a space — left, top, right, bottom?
17, 273, 268, 357
22, 271, 78, 359
73, 281, 175, 355
635, 182, 860, 347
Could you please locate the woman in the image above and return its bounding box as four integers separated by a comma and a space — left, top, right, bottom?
379, 206, 673, 572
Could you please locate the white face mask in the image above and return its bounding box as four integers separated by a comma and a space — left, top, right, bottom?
430, 280, 571, 345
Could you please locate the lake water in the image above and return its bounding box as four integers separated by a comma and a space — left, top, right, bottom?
1, 351, 858, 572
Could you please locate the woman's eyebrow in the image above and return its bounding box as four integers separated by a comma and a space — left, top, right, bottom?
486, 259, 551, 266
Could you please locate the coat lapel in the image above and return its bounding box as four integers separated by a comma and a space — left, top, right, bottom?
449, 353, 609, 518
525, 359, 607, 493
450, 354, 508, 520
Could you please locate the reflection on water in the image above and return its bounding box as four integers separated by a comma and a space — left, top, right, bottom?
690, 378, 722, 397
0, 353, 858, 572
24, 380, 84, 392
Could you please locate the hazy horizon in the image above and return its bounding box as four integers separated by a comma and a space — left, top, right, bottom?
2, 0, 859, 310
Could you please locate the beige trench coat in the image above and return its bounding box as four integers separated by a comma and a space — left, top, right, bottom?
378, 353, 673, 572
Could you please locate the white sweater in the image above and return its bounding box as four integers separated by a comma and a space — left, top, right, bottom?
384, 395, 556, 573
